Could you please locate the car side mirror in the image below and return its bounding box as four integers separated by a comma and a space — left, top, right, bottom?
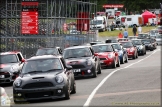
21, 59, 25, 63
66, 65, 72, 70
115, 49, 118, 52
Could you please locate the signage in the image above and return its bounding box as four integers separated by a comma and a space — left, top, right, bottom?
103, 4, 124, 8
21, 8, 38, 34
21, 0, 38, 34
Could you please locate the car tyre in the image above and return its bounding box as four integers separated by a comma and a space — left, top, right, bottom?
117, 59, 120, 67
97, 64, 101, 74
65, 84, 70, 100
71, 82, 76, 94
112, 59, 116, 68
92, 68, 97, 78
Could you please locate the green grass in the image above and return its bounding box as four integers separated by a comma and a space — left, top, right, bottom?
99, 26, 156, 37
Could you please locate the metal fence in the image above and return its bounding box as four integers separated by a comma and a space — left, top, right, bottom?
0, 0, 97, 58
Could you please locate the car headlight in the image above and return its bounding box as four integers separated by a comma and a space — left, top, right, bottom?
87, 60, 92, 65
11, 66, 18, 72
139, 46, 143, 49
130, 48, 134, 52
55, 75, 64, 83
108, 54, 113, 58
14, 79, 22, 87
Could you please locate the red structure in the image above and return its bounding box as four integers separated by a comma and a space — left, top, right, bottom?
141, 10, 156, 25
77, 12, 89, 31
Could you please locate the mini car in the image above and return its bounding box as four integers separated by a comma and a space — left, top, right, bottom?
63, 45, 101, 78
155, 34, 162, 45
157, 26, 162, 34
13, 55, 76, 103
150, 38, 157, 49
137, 33, 151, 39
128, 36, 138, 40
149, 29, 159, 38
111, 43, 128, 64
119, 41, 138, 59
131, 39, 146, 55
36, 47, 63, 56
0, 51, 25, 84
92, 44, 120, 68
141, 39, 154, 51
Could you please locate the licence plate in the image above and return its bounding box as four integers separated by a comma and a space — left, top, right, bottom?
73, 69, 81, 73
100, 61, 104, 63
0, 75, 5, 78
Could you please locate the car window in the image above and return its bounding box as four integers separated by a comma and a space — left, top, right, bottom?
36, 48, 57, 55
132, 40, 142, 45
63, 48, 92, 59
21, 58, 63, 74
112, 44, 121, 50
121, 42, 133, 48
0, 54, 18, 64
92, 45, 113, 53
141, 39, 151, 43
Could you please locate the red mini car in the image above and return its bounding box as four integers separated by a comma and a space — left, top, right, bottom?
92, 44, 120, 68
119, 41, 138, 59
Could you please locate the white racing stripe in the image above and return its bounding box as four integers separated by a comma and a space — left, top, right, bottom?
83, 49, 159, 107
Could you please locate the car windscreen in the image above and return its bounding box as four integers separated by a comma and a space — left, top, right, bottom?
156, 34, 162, 38
36, 48, 57, 55
138, 34, 150, 38
0, 54, 18, 64
141, 39, 151, 44
63, 48, 92, 59
111, 44, 121, 50
132, 40, 142, 45
120, 42, 133, 48
92, 45, 113, 53
21, 58, 63, 74
91, 20, 102, 25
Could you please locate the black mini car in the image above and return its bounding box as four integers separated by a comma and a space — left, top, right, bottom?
141, 39, 154, 51
63, 45, 101, 78
131, 39, 146, 55
13, 55, 76, 103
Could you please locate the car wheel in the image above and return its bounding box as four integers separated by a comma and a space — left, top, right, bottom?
136, 52, 138, 58
117, 59, 120, 67
97, 63, 101, 74
125, 55, 128, 63
92, 67, 97, 78
65, 84, 70, 100
112, 59, 116, 68
71, 82, 76, 94
121, 55, 125, 64
132, 53, 136, 59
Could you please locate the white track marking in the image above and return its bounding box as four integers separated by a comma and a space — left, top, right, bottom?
83, 49, 159, 107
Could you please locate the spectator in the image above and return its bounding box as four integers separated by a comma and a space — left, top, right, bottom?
138, 25, 142, 34
123, 29, 128, 38
118, 32, 123, 38
132, 25, 137, 36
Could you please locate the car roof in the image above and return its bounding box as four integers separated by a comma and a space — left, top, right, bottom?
92, 43, 112, 46
64, 45, 91, 50
0, 51, 20, 55
27, 55, 62, 61
119, 41, 131, 43
131, 39, 142, 40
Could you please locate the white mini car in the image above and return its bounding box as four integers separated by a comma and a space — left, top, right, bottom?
1, 87, 11, 106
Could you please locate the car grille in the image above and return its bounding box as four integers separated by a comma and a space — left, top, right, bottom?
71, 65, 85, 69
25, 91, 53, 98
100, 58, 107, 60
0, 72, 10, 78
22, 82, 53, 89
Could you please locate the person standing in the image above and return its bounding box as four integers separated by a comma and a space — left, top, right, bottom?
123, 29, 128, 38
138, 25, 142, 34
132, 25, 137, 36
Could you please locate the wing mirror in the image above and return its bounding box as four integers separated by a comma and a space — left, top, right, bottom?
21, 59, 25, 63
66, 65, 72, 70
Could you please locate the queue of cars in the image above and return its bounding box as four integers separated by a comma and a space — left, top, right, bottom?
0, 29, 161, 104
